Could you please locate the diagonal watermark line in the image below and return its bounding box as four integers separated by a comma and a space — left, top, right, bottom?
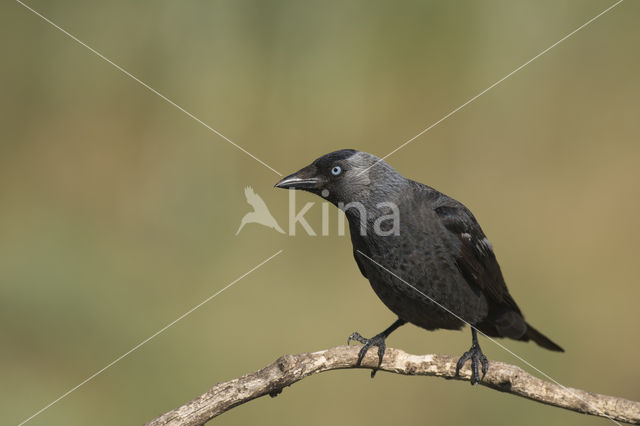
360, 0, 624, 176
356, 250, 621, 425
15, 0, 283, 177
17, 249, 284, 426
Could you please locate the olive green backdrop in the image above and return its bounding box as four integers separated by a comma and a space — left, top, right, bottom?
1, 1, 638, 425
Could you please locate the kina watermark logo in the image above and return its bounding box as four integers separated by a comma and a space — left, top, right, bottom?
236, 186, 400, 237
235, 187, 285, 235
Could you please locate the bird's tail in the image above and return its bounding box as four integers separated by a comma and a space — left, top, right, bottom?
524, 322, 564, 352
235, 219, 246, 236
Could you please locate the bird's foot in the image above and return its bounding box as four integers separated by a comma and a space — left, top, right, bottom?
347, 331, 387, 378
455, 342, 489, 385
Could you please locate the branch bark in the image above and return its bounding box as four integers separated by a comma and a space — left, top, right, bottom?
145, 346, 640, 426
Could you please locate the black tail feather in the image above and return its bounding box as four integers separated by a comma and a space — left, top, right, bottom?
524, 322, 564, 352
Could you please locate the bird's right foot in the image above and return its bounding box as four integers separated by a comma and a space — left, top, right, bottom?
455, 328, 489, 385
347, 331, 387, 378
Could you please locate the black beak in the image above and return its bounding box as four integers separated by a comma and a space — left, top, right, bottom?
274, 164, 322, 190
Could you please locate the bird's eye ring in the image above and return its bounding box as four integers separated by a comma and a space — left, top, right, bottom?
331, 166, 342, 176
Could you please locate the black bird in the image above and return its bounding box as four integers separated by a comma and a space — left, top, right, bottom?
275, 149, 563, 384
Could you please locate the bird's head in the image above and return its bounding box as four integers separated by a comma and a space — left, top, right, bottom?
274, 149, 404, 206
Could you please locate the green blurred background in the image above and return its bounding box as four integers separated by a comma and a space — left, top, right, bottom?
1, 1, 639, 425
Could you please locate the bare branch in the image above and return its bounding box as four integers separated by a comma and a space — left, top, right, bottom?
145, 346, 640, 426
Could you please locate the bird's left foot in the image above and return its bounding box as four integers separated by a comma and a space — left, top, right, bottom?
455, 342, 489, 385
347, 331, 387, 378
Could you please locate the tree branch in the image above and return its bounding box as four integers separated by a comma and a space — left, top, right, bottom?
145, 346, 640, 426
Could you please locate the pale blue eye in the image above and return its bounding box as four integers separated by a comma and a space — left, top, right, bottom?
331, 166, 342, 176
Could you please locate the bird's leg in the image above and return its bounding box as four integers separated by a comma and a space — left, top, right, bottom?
455, 327, 489, 385
347, 318, 406, 378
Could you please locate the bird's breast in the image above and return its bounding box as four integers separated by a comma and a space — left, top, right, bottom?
358, 232, 489, 329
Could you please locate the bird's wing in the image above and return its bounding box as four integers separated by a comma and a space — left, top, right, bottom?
244, 186, 269, 211
434, 202, 521, 313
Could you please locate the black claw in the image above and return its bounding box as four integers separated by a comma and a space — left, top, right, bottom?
356, 345, 368, 365
480, 354, 489, 381
456, 329, 490, 385
346, 319, 406, 378
347, 332, 367, 346
455, 350, 472, 376
471, 354, 480, 385
347, 331, 387, 377
377, 344, 385, 367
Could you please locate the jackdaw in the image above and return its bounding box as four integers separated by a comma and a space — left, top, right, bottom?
275, 149, 563, 384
